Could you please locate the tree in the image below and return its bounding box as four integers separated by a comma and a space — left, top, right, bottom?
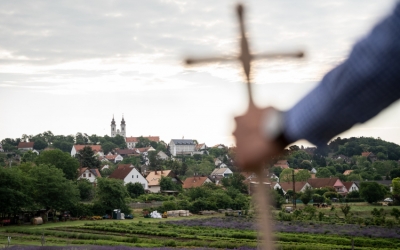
296, 169, 311, 181
221, 172, 247, 193
340, 204, 351, 217
279, 168, 294, 182
390, 169, 400, 180
29, 164, 79, 213
359, 182, 386, 203
0, 167, 33, 216
300, 160, 312, 170
77, 179, 95, 201
159, 176, 181, 191
94, 178, 130, 214
316, 168, 333, 178
76, 146, 101, 169
300, 187, 313, 205
346, 190, 360, 198
35, 149, 80, 180
126, 182, 145, 198
392, 177, 400, 202
135, 136, 151, 148
21, 150, 38, 163
102, 141, 118, 155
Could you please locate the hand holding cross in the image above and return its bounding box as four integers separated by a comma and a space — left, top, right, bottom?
185, 3, 303, 250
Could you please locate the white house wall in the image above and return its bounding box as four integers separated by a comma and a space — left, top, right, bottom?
148, 185, 161, 193
78, 170, 97, 183
123, 168, 148, 189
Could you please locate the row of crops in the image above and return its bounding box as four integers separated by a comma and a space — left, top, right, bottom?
2, 217, 400, 249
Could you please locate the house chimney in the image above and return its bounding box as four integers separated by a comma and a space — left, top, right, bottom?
161, 170, 163, 174
155, 170, 157, 175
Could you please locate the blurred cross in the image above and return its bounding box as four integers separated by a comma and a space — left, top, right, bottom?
185, 3, 304, 250
186, 4, 303, 105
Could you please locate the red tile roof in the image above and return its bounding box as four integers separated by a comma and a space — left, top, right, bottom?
342, 181, 357, 191
117, 164, 132, 169
182, 176, 210, 189
135, 147, 154, 153
109, 165, 136, 180
74, 145, 102, 153
79, 167, 102, 178
116, 149, 136, 155
307, 178, 341, 189
126, 136, 160, 143
146, 170, 172, 186
279, 181, 309, 192
361, 152, 371, 157
18, 142, 34, 149
105, 154, 116, 160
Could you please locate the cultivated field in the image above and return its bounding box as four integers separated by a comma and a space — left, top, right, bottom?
1, 206, 400, 250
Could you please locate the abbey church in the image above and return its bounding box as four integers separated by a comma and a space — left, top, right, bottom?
110, 116, 126, 138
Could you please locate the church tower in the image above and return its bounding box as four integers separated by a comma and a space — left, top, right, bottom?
111, 115, 116, 137
120, 115, 126, 138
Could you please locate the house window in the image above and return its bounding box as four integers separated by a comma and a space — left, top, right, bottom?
89, 173, 91, 177
137, 175, 138, 178
83, 174, 86, 177
132, 175, 134, 178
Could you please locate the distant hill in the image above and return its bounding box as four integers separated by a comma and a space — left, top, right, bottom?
328, 137, 400, 160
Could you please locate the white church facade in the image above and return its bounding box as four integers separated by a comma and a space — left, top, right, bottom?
111, 116, 126, 138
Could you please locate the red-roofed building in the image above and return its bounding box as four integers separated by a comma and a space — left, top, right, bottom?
343, 181, 359, 193
361, 152, 377, 162
126, 136, 160, 149
71, 145, 103, 157
308, 177, 346, 194
109, 164, 148, 189
182, 176, 212, 189
279, 181, 311, 194
18, 142, 34, 151
274, 160, 290, 169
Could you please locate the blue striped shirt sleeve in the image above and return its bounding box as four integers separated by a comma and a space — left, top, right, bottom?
283, 3, 400, 147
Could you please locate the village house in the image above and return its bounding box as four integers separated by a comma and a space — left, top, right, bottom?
146, 170, 182, 193
308, 177, 346, 195
157, 151, 169, 160
115, 148, 136, 157
343, 181, 359, 193
248, 181, 282, 195
125, 136, 160, 149
77, 167, 102, 186
210, 167, 233, 178
214, 158, 222, 166
332, 154, 352, 164
71, 145, 103, 157
134, 146, 155, 155
169, 139, 196, 156
279, 181, 312, 195
17, 142, 34, 151
274, 160, 290, 169
343, 170, 354, 176
361, 152, 378, 162
195, 143, 207, 151
182, 176, 212, 189
109, 164, 148, 189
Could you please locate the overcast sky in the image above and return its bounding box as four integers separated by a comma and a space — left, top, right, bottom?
1, 0, 399, 147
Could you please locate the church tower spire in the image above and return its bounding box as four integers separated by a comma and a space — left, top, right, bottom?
111, 115, 116, 137
120, 114, 126, 138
